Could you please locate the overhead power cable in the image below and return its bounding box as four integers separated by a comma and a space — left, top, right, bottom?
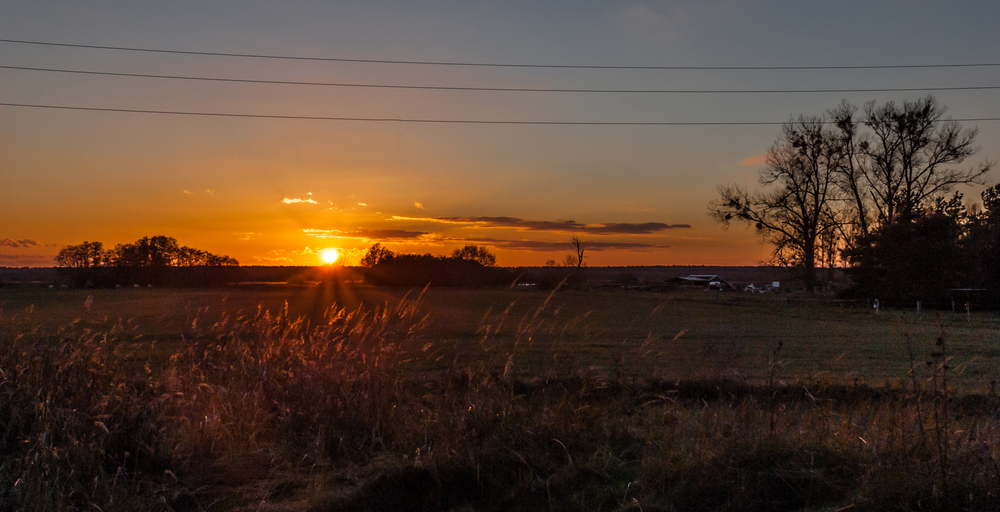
3, 103, 999, 126
2, 38, 999, 70
2, 65, 998, 94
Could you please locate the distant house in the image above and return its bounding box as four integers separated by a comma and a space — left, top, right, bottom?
666, 274, 733, 290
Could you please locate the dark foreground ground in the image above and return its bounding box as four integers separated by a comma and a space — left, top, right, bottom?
2, 286, 999, 511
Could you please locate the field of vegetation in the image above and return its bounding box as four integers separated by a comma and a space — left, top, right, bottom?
2, 284, 1000, 511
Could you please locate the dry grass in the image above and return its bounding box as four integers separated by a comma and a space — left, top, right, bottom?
2, 287, 1000, 511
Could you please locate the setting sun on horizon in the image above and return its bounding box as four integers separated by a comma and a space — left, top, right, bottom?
320, 248, 341, 265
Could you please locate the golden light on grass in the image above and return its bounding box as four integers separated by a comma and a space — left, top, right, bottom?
320, 248, 341, 265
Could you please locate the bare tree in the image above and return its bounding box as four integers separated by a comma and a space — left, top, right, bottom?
827, 100, 871, 242
571, 236, 586, 268
854, 96, 991, 226
712, 97, 992, 292
711, 116, 841, 291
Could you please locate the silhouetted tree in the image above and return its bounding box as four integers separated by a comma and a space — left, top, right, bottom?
960, 184, 1000, 304
713, 97, 993, 295
359, 243, 395, 267
856, 96, 990, 226
845, 210, 964, 305
55, 241, 104, 268
711, 116, 842, 291
571, 236, 586, 268
56, 236, 238, 287
364, 252, 510, 287
451, 244, 497, 267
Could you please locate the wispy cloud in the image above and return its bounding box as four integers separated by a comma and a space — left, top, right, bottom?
0, 253, 56, 266
282, 197, 318, 205
394, 216, 689, 234
449, 237, 669, 252
304, 228, 429, 241
414, 201, 425, 209
252, 250, 294, 263
0, 238, 41, 248
740, 154, 768, 167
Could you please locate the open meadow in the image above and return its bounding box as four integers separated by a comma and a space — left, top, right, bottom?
3, 284, 1000, 511
7, 285, 999, 389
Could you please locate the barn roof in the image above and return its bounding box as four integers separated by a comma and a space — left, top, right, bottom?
668, 274, 731, 286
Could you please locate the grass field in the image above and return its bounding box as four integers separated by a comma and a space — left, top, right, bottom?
6, 285, 999, 389
2, 284, 1000, 510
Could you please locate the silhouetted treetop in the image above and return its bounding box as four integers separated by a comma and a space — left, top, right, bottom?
451, 244, 497, 267
57, 236, 238, 268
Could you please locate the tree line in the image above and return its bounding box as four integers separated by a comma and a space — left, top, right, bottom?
55, 236, 240, 287
711, 96, 998, 306
359, 243, 513, 287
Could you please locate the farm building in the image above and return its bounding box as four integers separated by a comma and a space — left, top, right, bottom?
666, 274, 733, 290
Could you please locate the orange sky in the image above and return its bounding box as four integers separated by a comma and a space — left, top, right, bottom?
1, 2, 997, 267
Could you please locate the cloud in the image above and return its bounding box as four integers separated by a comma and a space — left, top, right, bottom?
303, 229, 340, 237
304, 228, 429, 241
252, 250, 294, 263
0, 253, 57, 266
399, 216, 690, 234
0, 238, 41, 248
348, 229, 429, 240
414, 201, 425, 209
740, 154, 768, 167
282, 197, 318, 205
450, 238, 669, 252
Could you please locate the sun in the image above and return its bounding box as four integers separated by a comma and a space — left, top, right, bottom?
320, 248, 340, 265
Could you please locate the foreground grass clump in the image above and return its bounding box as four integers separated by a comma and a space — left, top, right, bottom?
2, 292, 1000, 511
0, 308, 169, 510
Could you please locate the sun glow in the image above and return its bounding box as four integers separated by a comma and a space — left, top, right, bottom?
320, 248, 340, 264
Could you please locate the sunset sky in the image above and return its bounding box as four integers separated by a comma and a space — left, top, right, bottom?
2, 1, 998, 267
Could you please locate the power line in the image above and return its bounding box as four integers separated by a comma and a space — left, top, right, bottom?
3, 38, 999, 71
3, 102, 999, 125
3, 65, 998, 94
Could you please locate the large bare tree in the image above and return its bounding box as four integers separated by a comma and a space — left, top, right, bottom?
713, 97, 992, 292
850, 96, 991, 228
711, 116, 842, 291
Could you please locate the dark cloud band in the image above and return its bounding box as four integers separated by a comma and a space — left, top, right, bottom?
432, 216, 689, 234
0, 238, 42, 248
451, 237, 669, 252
